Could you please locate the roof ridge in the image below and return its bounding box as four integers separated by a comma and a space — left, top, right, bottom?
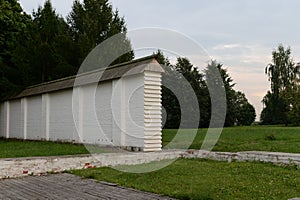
26, 55, 158, 90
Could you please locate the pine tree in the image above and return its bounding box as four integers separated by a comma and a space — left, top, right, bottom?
68, 0, 134, 71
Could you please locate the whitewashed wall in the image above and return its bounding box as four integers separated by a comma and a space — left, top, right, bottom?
0, 103, 6, 137
81, 82, 113, 144
9, 100, 23, 139
27, 96, 43, 140
0, 60, 163, 151
111, 74, 145, 148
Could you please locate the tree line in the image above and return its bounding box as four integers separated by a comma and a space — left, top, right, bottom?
156, 51, 256, 128
1, 0, 256, 128
0, 0, 133, 99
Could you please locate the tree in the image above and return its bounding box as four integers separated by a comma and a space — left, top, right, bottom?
31, 0, 78, 82
156, 51, 181, 129
261, 45, 300, 125
158, 52, 255, 128
265, 45, 298, 95
0, 0, 134, 100
261, 91, 287, 125
156, 51, 209, 128
286, 65, 300, 125
174, 57, 209, 128
68, 0, 134, 70
235, 91, 256, 126
12, 0, 79, 85
205, 61, 236, 126
205, 61, 256, 126
0, 0, 27, 64
0, 0, 30, 99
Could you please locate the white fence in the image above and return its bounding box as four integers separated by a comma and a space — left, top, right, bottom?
0, 57, 164, 152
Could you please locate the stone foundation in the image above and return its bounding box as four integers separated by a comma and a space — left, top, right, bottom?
2, 150, 300, 179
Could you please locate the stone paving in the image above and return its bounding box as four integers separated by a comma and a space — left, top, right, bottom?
0, 173, 176, 200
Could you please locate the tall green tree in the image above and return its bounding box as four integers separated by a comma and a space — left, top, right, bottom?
1, 0, 134, 100
205, 60, 255, 126
261, 45, 300, 125
0, 0, 30, 99
156, 51, 209, 128
31, 0, 77, 82
174, 57, 209, 128
234, 91, 256, 126
286, 63, 300, 125
265, 45, 298, 95
12, 0, 77, 85
156, 51, 181, 129
206, 61, 236, 126
261, 91, 287, 125
68, 0, 134, 71
160, 54, 256, 128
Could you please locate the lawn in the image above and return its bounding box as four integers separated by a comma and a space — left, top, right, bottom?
1, 126, 300, 158
0, 138, 92, 158
163, 126, 300, 153
70, 158, 300, 200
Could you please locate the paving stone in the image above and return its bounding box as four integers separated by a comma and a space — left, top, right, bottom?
0, 173, 176, 200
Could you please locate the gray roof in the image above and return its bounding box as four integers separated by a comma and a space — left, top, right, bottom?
9, 55, 163, 100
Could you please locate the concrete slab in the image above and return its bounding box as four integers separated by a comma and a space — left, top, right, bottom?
0, 173, 176, 200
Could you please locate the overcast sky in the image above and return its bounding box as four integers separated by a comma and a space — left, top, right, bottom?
19, 0, 300, 119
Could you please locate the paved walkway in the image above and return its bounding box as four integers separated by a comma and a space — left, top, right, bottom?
0, 173, 175, 200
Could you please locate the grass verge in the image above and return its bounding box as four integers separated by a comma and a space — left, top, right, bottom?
163, 126, 300, 153
0, 138, 92, 158
69, 158, 300, 200
1, 126, 300, 158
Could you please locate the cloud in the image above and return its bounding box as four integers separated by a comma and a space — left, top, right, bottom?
212, 44, 242, 50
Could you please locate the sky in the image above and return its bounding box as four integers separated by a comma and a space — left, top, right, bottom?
19, 0, 300, 120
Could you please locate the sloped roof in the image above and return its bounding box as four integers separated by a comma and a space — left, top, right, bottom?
9, 55, 163, 100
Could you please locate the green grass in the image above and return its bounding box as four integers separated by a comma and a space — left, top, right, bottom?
1, 126, 300, 158
0, 138, 92, 158
69, 158, 300, 200
163, 126, 300, 153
